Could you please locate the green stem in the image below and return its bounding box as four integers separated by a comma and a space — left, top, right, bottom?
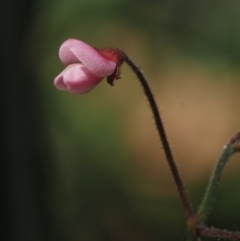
198, 145, 234, 223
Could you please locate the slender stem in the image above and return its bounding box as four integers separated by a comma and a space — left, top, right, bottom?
197, 225, 240, 240
125, 55, 193, 218
198, 145, 234, 223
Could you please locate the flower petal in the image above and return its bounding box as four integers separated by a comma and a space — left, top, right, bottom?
62, 64, 103, 94
70, 43, 116, 77
59, 39, 82, 65
54, 71, 68, 91
59, 38, 116, 77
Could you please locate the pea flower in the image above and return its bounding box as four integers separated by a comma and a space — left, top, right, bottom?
54, 39, 125, 94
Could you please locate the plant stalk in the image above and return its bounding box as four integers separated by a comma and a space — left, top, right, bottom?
125, 55, 193, 218
198, 145, 234, 223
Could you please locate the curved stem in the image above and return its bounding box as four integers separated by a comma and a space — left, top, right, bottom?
198, 145, 234, 223
125, 55, 193, 218
198, 131, 240, 224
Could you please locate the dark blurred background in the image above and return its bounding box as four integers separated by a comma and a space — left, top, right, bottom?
2, 0, 240, 240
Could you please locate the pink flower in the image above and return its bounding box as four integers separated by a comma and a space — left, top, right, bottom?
54, 39, 123, 94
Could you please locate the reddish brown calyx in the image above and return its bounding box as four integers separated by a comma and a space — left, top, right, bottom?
98, 48, 126, 86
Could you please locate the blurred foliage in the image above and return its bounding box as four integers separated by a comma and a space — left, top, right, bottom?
16, 0, 240, 240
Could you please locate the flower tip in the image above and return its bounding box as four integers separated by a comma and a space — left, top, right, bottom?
54, 73, 68, 91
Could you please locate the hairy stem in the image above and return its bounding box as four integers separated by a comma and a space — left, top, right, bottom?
124, 55, 193, 218
198, 145, 234, 223
197, 225, 240, 240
